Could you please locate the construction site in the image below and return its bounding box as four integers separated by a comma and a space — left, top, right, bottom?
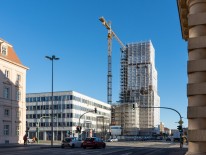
99, 17, 160, 136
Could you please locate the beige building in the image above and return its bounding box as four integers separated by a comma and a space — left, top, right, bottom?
0, 38, 28, 144
113, 103, 140, 135
177, 0, 206, 154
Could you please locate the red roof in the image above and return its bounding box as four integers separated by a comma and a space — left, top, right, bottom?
0, 38, 23, 66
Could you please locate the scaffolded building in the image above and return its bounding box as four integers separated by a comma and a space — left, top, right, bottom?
115, 40, 160, 135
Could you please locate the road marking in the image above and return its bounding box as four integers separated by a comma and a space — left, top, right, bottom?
145, 148, 164, 155
120, 152, 132, 155
101, 148, 135, 155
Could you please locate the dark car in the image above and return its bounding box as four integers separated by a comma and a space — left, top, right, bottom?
166, 137, 171, 141
82, 137, 106, 149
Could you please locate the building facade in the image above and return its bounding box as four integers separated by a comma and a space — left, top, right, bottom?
26, 91, 111, 141
117, 40, 160, 135
0, 38, 28, 144
177, 0, 206, 154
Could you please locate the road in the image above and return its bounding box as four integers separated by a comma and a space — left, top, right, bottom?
0, 141, 187, 155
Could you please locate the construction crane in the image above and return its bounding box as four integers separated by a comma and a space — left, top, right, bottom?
99, 16, 126, 105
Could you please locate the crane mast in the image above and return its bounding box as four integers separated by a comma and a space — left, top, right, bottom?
99, 16, 126, 105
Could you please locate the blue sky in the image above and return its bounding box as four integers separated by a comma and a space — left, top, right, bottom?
0, 0, 188, 129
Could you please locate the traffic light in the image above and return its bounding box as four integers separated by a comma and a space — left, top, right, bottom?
76, 126, 79, 132
94, 107, 97, 113
177, 125, 183, 132
67, 130, 70, 135
132, 104, 135, 110
76, 126, 82, 133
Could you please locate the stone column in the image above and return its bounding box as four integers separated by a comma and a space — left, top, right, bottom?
61, 131, 63, 140
43, 131, 47, 141
179, 0, 206, 154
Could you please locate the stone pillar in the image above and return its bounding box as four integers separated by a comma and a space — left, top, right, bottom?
43, 131, 47, 141
179, 0, 206, 154
61, 131, 63, 140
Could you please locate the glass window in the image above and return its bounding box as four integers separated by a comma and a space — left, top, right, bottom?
41, 97, 45, 101
62, 95, 66, 101
16, 90, 21, 101
33, 114, 36, 118
4, 109, 9, 116
54, 96, 58, 101
4, 70, 9, 78
2, 45, 7, 56
3, 87, 9, 99
62, 104, 65, 109
32, 106, 36, 110
32, 97, 36, 102
17, 74, 21, 82
29, 97, 32, 102
16, 110, 21, 118
54, 105, 58, 109
4, 125, 9, 135
45, 96, 49, 101
16, 126, 20, 136
26, 98, 29, 102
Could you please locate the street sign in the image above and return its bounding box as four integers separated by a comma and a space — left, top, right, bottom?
178, 120, 183, 125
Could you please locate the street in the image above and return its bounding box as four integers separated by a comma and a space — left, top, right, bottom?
0, 141, 187, 155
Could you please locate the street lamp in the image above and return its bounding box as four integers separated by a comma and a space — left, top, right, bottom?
45, 55, 59, 147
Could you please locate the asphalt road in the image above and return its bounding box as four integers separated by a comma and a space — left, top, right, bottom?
0, 141, 188, 155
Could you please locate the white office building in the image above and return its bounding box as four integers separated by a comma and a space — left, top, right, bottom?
26, 91, 111, 140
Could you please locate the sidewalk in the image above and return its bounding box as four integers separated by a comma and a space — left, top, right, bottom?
0, 141, 61, 149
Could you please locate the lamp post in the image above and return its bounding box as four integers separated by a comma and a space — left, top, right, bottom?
45, 55, 59, 147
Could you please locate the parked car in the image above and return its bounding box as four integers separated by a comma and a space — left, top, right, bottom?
82, 137, 106, 149
107, 138, 118, 142
61, 137, 83, 148
166, 137, 171, 141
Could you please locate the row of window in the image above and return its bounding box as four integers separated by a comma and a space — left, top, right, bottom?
4, 68, 22, 83
27, 122, 108, 129
3, 108, 21, 117
28, 122, 76, 127
26, 113, 97, 121
26, 95, 110, 110
3, 86, 21, 101
26, 104, 73, 111
3, 125, 20, 136
26, 104, 109, 117
26, 104, 93, 112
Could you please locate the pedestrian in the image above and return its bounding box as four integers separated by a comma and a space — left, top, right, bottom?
23, 134, 27, 145
32, 137, 36, 143
35, 137, 38, 143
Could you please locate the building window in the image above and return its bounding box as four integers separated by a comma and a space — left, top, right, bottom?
4, 70, 9, 78
3, 87, 10, 99
1, 45, 7, 56
16, 90, 21, 101
16, 110, 21, 118
4, 125, 9, 135
17, 74, 21, 82
4, 109, 9, 116
16, 126, 20, 136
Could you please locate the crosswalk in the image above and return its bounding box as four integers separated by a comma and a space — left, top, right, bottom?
1, 146, 132, 155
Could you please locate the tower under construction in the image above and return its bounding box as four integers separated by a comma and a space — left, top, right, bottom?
115, 40, 160, 135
